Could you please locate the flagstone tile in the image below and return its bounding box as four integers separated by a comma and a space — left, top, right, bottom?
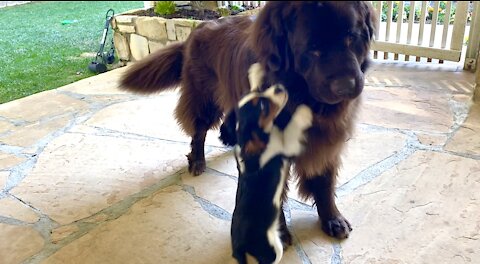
445, 104, 480, 155
84, 96, 225, 147
0, 115, 70, 147
0, 223, 44, 264
43, 185, 234, 264
0, 90, 88, 123
0, 152, 25, 169
339, 151, 480, 263
0, 196, 39, 223
11, 133, 189, 225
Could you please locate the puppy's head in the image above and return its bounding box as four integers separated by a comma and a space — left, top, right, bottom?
236, 84, 288, 156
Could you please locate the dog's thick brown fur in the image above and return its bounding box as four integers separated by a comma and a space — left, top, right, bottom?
120, 1, 377, 239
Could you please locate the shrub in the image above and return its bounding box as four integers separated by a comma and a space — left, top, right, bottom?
154, 1, 176, 16
380, 1, 462, 25
217, 7, 230, 17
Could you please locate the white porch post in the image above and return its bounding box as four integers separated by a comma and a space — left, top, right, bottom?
465, 1, 480, 71
475, 51, 480, 102
143, 1, 155, 9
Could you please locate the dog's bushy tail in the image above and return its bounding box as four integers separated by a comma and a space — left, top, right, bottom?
119, 42, 184, 94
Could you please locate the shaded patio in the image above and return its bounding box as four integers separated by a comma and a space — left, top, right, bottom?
0, 60, 479, 263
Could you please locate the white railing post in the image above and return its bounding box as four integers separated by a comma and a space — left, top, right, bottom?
475, 51, 480, 102
384, 1, 393, 59
394, 1, 404, 60
450, 1, 469, 52
465, 1, 480, 71
405, 1, 415, 61
143, 1, 154, 9
416, 1, 427, 61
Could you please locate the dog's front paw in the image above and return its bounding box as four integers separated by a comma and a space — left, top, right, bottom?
292, 104, 313, 130
321, 215, 352, 239
187, 154, 206, 176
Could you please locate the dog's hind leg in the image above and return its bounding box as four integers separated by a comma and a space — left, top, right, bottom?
187, 128, 208, 176
175, 91, 223, 176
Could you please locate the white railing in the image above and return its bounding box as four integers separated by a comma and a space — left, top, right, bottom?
216, 1, 267, 8
371, 1, 479, 70
165, 1, 479, 70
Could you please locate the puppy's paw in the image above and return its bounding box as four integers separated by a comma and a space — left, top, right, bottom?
292, 104, 313, 130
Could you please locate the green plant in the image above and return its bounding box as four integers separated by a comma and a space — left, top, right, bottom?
230, 5, 241, 11
154, 1, 176, 16
381, 1, 458, 25
217, 7, 230, 17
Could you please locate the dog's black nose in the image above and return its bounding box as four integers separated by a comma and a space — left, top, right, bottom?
330, 77, 359, 98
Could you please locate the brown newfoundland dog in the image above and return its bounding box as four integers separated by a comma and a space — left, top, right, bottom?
120, 1, 376, 239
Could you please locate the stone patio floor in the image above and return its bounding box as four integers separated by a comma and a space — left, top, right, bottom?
0, 61, 479, 264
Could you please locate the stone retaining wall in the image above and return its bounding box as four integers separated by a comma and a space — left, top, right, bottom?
111, 8, 202, 64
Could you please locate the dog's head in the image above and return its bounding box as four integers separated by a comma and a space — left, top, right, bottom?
251, 1, 377, 105
236, 84, 288, 156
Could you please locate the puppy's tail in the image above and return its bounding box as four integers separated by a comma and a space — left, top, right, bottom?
119, 42, 184, 94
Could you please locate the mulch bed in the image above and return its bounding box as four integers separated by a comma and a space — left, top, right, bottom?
134, 5, 260, 21
135, 8, 221, 20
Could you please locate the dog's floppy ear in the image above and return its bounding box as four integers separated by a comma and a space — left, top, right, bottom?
358, 1, 378, 73
360, 1, 378, 41
250, 2, 293, 73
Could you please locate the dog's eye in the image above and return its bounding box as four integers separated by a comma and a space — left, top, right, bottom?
347, 30, 368, 41
310, 50, 321, 57
311, 50, 322, 57
347, 30, 358, 40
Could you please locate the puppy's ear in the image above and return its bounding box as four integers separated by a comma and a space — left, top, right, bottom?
250, 2, 293, 72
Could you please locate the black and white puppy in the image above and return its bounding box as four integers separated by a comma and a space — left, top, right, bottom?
229, 63, 313, 264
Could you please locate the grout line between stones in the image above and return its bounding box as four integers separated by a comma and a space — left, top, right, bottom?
182, 184, 232, 221
0, 116, 27, 127
336, 145, 417, 198
284, 200, 313, 264
0, 215, 26, 226
331, 243, 343, 264
204, 167, 238, 182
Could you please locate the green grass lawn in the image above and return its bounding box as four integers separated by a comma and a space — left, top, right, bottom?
0, 1, 144, 104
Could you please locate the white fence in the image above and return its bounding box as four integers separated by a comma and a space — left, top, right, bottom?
166, 1, 479, 70
370, 1, 480, 70
216, 1, 267, 8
